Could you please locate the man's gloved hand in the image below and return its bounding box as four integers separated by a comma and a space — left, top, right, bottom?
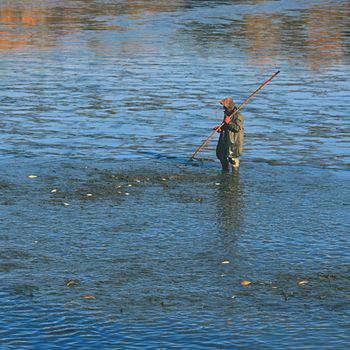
224, 116, 231, 124
212, 125, 221, 133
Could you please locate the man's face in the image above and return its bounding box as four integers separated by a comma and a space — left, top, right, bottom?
220, 98, 230, 111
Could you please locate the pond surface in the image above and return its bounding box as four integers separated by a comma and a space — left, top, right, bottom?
0, 0, 349, 349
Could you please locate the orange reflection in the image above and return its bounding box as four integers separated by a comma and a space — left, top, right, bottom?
244, 14, 281, 65
0, 1, 348, 71
243, 3, 348, 69
0, 6, 47, 49
123, 1, 185, 17
304, 4, 347, 70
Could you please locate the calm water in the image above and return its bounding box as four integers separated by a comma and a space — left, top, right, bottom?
0, 0, 349, 349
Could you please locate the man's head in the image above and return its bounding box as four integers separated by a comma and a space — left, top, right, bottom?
220, 97, 235, 114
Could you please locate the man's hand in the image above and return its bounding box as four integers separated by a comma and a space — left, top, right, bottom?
224, 116, 231, 125
213, 125, 221, 133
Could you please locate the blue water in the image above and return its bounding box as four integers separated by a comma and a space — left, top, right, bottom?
0, 1, 349, 349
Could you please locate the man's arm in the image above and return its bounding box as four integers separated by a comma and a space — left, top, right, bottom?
224, 114, 243, 132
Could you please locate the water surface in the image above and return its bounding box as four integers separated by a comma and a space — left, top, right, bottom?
0, 0, 349, 348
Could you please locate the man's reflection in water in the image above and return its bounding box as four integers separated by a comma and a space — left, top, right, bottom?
216, 173, 245, 257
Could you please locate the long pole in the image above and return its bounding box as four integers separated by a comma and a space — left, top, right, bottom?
189, 70, 280, 161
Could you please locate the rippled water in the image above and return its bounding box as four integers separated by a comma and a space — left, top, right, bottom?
0, 1, 349, 349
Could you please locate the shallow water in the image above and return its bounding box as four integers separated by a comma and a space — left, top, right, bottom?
0, 1, 349, 349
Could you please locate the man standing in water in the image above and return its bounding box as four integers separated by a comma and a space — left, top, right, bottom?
213, 97, 244, 171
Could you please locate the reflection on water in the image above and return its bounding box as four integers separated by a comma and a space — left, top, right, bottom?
0, 0, 190, 49
216, 173, 245, 259
244, 3, 349, 68
216, 173, 244, 233
0, 1, 348, 69
301, 4, 349, 69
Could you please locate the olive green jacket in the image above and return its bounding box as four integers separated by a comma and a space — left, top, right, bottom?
216, 112, 244, 160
